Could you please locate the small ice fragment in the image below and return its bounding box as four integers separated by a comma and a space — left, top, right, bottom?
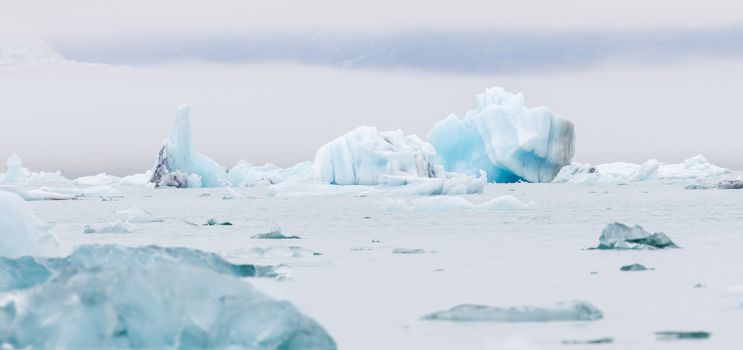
116, 206, 163, 223
685, 183, 716, 190
596, 223, 679, 250
655, 331, 710, 340
247, 246, 316, 258
561, 337, 613, 345
83, 222, 131, 234
205, 218, 232, 226
422, 301, 603, 322
478, 195, 535, 210
222, 187, 245, 200
392, 248, 427, 254
252, 228, 300, 239
620, 263, 651, 271
717, 179, 743, 189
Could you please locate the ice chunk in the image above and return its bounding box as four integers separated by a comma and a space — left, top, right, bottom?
0, 245, 334, 349
35, 185, 124, 200
246, 246, 318, 258
0, 154, 69, 186
0, 154, 22, 184
74, 173, 121, 186
252, 227, 300, 239
0, 192, 57, 258
410, 196, 475, 212
620, 263, 650, 271
479, 195, 536, 210
120, 171, 153, 186
0, 187, 78, 201
83, 222, 131, 234
116, 206, 163, 223
428, 87, 575, 183
596, 223, 679, 250
554, 155, 731, 184
205, 218, 233, 226
655, 331, 710, 340
422, 301, 603, 322
561, 337, 613, 345
717, 179, 743, 189
228, 161, 313, 187
392, 248, 428, 254
150, 105, 228, 188
0, 256, 52, 291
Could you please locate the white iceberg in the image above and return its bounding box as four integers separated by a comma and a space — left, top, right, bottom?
312, 126, 485, 194
0, 192, 57, 258
0, 245, 335, 349
553, 155, 731, 184
422, 301, 603, 322
0, 154, 68, 186
74, 173, 122, 186
428, 87, 575, 183
227, 161, 312, 187
383, 195, 535, 212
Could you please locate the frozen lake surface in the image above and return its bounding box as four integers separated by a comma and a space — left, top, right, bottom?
29, 182, 743, 349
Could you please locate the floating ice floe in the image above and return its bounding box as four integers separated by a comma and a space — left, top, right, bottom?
0, 154, 69, 186
620, 263, 651, 271
205, 218, 233, 226
0, 192, 57, 258
252, 227, 300, 239
392, 248, 429, 254
553, 155, 731, 185
0, 245, 332, 349
83, 222, 131, 234
313, 125, 486, 194
655, 331, 710, 341
120, 171, 153, 186
595, 223, 679, 250
74, 173, 122, 186
245, 246, 319, 258
428, 87, 575, 183
383, 195, 536, 212
37, 185, 124, 200
562, 337, 613, 345
422, 300, 603, 322
116, 206, 163, 223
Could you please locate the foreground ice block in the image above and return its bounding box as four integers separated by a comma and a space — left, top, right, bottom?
312, 126, 485, 193
0, 192, 57, 258
0, 245, 334, 349
596, 222, 679, 249
428, 87, 575, 183
150, 105, 228, 188
422, 301, 603, 322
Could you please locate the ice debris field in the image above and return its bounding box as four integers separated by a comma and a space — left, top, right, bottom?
1, 87, 742, 349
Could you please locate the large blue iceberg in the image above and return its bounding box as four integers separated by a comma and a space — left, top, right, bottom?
0, 245, 336, 349
428, 87, 575, 183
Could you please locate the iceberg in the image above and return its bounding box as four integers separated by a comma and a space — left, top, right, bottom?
312, 126, 485, 193
595, 223, 679, 250
428, 87, 575, 183
150, 105, 228, 188
422, 300, 603, 322
0, 245, 334, 349
228, 161, 313, 187
553, 155, 731, 184
383, 195, 535, 212
74, 173, 122, 186
0, 154, 68, 186
0, 192, 57, 258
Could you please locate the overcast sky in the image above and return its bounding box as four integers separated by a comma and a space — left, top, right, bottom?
1, 1, 742, 176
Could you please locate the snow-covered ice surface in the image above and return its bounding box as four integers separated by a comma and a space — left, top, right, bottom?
19, 181, 743, 349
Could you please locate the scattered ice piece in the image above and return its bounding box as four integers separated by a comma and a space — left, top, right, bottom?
0, 154, 69, 186
120, 171, 153, 186
31, 185, 124, 200
0, 153, 23, 184
595, 223, 679, 250
554, 155, 731, 184
620, 263, 651, 271
479, 195, 536, 210
392, 248, 428, 254
74, 173, 121, 186
116, 206, 164, 223
252, 227, 300, 239
228, 160, 313, 187
717, 179, 743, 189
222, 187, 245, 199
205, 218, 233, 226
428, 87, 575, 183
422, 301, 603, 322
83, 222, 131, 234
0, 191, 57, 258
247, 246, 318, 258
1, 187, 78, 201
0, 244, 335, 349
693, 283, 707, 288
561, 337, 613, 345
655, 331, 710, 340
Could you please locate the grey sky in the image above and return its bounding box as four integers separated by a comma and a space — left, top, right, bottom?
1, 1, 742, 176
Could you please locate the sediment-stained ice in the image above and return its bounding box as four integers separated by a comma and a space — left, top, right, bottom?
596, 223, 679, 250
0, 192, 57, 258
150, 105, 228, 188
428, 87, 575, 183
717, 179, 743, 189
553, 155, 731, 184
422, 301, 603, 322
0, 245, 334, 349
655, 331, 711, 340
